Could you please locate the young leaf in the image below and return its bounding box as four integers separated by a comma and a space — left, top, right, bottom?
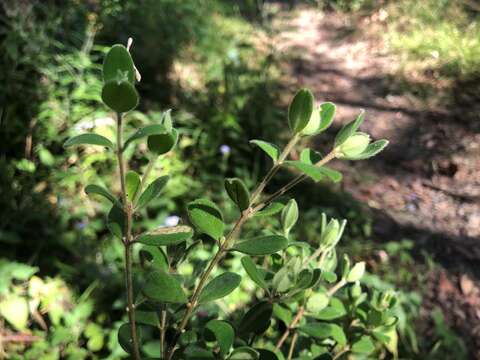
205, 320, 234, 356
163, 109, 173, 132
253, 202, 284, 217
229, 347, 259, 359
103, 44, 135, 84
351, 335, 375, 354
249, 140, 280, 162
285, 161, 342, 183
241, 256, 269, 290
137, 225, 193, 246
238, 301, 273, 336
136, 176, 169, 209
232, 235, 288, 255
300, 148, 323, 164
118, 323, 142, 354
225, 178, 250, 211
315, 298, 347, 320
84, 184, 120, 207
299, 322, 346, 345
101, 80, 139, 113
306, 292, 329, 313
126, 171, 141, 201
147, 129, 178, 155
123, 124, 167, 150
288, 88, 314, 134
199, 272, 241, 304
281, 199, 298, 235
347, 262, 366, 282
142, 270, 187, 303
187, 198, 224, 240
334, 110, 365, 147
346, 139, 389, 160
318, 102, 336, 132
64, 133, 113, 149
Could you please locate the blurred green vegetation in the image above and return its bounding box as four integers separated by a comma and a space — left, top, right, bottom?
0, 0, 476, 358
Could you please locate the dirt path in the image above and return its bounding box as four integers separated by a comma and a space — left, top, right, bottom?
274, 7, 480, 357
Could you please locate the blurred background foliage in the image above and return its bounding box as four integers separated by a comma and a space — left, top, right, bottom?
0, 0, 478, 358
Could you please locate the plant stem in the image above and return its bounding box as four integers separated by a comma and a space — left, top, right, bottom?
332, 346, 350, 360
250, 135, 299, 203
275, 278, 347, 351
253, 149, 337, 211
287, 331, 298, 360
160, 308, 167, 359
116, 112, 141, 360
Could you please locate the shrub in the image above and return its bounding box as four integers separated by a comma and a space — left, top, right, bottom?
64, 42, 396, 359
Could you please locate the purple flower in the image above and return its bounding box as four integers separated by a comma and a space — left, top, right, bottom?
164, 215, 180, 227
220, 144, 231, 155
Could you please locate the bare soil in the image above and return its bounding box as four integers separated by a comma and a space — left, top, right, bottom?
273, 7, 480, 358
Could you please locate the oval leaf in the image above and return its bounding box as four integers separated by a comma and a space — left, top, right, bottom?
281, 199, 298, 234
225, 178, 250, 211
229, 347, 259, 360
107, 203, 125, 239
299, 322, 346, 346
136, 176, 169, 209
126, 171, 141, 201
137, 225, 193, 246
288, 88, 314, 134
254, 202, 284, 218
249, 139, 280, 162
101, 80, 139, 113
347, 139, 389, 160
118, 323, 142, 354
232, 235, 288, 255
199, 272, 241, 304
187, 198, 224, 240
205, 320, 234, 355
64, 133, 113, 149
85, 184, 120, 207
147, 129, 178, 155
124, 124, 167, 150
241, 256, 268, 290
143, 270, 187, 303
318, 102, 336, 132
238, 301, 273, 336
103, 44, 135, 83
334, 110, 365, 147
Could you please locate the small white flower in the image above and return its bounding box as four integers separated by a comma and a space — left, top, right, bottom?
164, 215, 180, 227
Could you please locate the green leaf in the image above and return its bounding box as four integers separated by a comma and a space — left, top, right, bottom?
124, 124, 167, 150
351, 335, 375, 354
299, 322, 346, 346
318, 102, 336, 132
84, 184, 120, 207
64, 133, 113, 149
126, 171, 141, 201
285, 161, 324, 182
0, 295, 28, 330
147, 129, 178, 155
229, 347, 259, 359
187, 198, 224, 240
253, 202, 284, 217
273, 304, 292, 325
118, 323, 142, 354
232, 235, 288, 255
101, 80, 139, 113
347, 262, 366, 282
136, 176, 169, 209
199, 272, 241, 304
334, 110, 365, 147
205, 320, 234, 356
184, 346, 215, 359
107, 204, 125, 239
316, 298, 347, 320
257, 349, 279, 360
372, 326, 398, 356
85, 323, 104, 352
347, 139, 389, 160
135, 310, 160, 327
103, 44, 135, 84
288, 88, 314, 134
281, 199, 298, 234
225, 178, 250, 211
300, 148, 322, 164
250, 140, 280, 162
139, 246, 169, 272
137, 225, 193, 246
143, 270, 187, 303
238, 301, 273, 336
306, 292, 329, 313
241, 256, 268, 290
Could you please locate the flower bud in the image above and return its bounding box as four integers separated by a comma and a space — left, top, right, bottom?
350, 281, 362, 299
301, 107, 321, 136
337, 132, 370, 158
320, 219, 340, 248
